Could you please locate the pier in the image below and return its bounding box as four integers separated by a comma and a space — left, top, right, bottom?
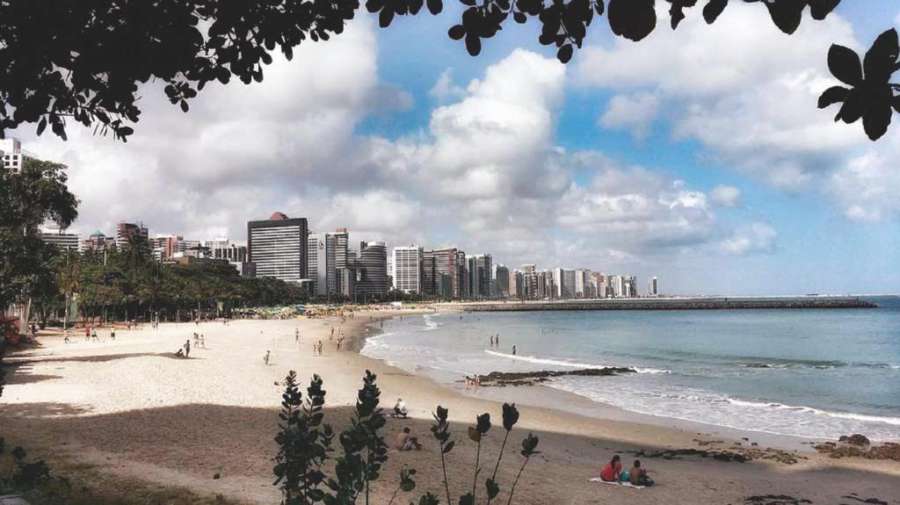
451, 296, 877, 312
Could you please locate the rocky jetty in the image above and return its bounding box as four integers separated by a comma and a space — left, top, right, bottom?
475, 367, 636, 387
814, 434, 900, 461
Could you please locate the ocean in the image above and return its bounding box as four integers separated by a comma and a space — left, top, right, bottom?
362, 296, 900, 441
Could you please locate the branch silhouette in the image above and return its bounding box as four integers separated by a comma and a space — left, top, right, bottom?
1, 0, 896, 141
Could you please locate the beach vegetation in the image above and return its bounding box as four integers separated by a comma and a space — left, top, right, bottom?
2, 1, 897, 142
274, 370, 539, 505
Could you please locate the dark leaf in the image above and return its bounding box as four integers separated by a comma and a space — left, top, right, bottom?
835, 88, 864, 124
485, 478, 500, 499
827, 44, 863, 86
863, 29, 899, 84
449, 24, 466, 40
443, 440, 455, 453
808, 0, 840, 20
817, 85, 849, 109
502, 403, 520, 431
427, 0, 443, 15
702, 0, 727, 24
380, 7, 395, 28
862, 86, 893, 140
468, 426, 481, 442
514, 11, 527, 23
608, 0, 657, 42
557, 44, 574, 63
458, 493, 475, 505
763, 0, 804, 34
36, 117, 47, 135
465, 34, 481, 56
476, 413, 491, 434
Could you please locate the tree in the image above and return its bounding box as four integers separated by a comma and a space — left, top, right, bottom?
0, 159, 79, 312
1, 0, 897, 142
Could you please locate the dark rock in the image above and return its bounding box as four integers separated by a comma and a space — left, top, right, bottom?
838, 434, 870, 446
476, 367, 636, 387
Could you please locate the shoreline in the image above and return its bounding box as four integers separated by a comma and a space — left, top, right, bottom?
355, 311, 827, 453
2, 312, 898, 505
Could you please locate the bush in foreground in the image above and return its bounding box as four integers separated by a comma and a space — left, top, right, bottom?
274, 370, 539, 505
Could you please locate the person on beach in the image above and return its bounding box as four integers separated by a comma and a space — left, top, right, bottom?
110, 329, 116, 340
629, 460, 653, 487
200, 334, 206, 348
489, 335, 494, 346
600, 455, 622, 482
496, 333, 500, 346
512, 345, 517, 356
264, 350, 271, 366
64, 331, 70, 344
184, 339, 191, 358
393, 398, 408, 418
394, 427, 421, 451
317, 340, 323, 356
295, 328, 299, 343
91, 329, 99, 341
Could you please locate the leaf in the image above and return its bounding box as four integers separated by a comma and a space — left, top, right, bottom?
476, 413, 491, 434
458, 493, 475, 505
827, 44, 863, 86
808, 0, 840, 20
763, 0, 804, 35
557, 44, 573, 63
485, 478, 500, 499
442, 440, 455, 453
892, 95, 900, 114
863, 29, 899, 84
465, 34, 481, 56
502, 403, 520, 431
468, 426, 481, 442
180, 100, 189, 112
835, 88, 864, 124
862, 86, 893, 141
817, 86, 849, 109
448, 24, 466, 40
427, 0, 442, 15
608, 0, 657, 42
379, 7, 395, 28
36, 117, 47, 135
514, 11, 527, 23
702, 0, 727, 24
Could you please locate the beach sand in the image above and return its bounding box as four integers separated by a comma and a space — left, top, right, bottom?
2, 312, 898, 504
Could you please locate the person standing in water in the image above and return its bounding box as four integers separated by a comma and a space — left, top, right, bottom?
512, 345, 516, 355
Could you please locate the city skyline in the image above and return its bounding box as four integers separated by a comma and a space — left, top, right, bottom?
9, 1, 900, 296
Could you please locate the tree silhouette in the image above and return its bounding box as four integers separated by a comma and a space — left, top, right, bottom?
0, 0, 897, 141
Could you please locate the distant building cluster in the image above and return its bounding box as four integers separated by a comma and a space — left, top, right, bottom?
33, 201, 659, 302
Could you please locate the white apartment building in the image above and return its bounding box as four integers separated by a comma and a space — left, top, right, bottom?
392, 246, 423, 294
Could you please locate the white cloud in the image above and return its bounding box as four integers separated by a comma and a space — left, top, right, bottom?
575, 2, 900, 222
720, 222, 777, 255
710, 185, 742, 207
429, 68, 466, 102
599, 92, 659, 139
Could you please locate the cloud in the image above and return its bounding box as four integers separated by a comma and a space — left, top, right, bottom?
720, 222, 777, 255
429, 68, 466, 102
576, 2, 900, 221
710, 185, 742, 207
599, 92, 659, 139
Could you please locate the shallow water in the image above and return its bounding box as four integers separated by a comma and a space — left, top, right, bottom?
362, 297, 900, 441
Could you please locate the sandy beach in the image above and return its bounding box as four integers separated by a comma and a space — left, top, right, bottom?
2, 312, 898, 505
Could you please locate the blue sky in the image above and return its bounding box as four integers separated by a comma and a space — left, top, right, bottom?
20, 1, 900, 296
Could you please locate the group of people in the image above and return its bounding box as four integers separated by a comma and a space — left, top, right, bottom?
600, 455, 654, 487
312, 340, 324, 356
192, 332, 206, 348
176, 338, 192, 358
488, 333, 501, 347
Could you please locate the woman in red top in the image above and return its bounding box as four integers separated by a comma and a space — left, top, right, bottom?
600, 454, 622, 482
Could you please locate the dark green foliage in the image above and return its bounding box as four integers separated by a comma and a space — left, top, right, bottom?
274, 371, 334, 505
325, 370, 388, 505
819, 28, 900, 140
0, 159, 79, 311
0, 446, 53, 493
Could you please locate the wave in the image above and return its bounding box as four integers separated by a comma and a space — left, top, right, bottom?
724, 398, 900, 427
483, 349, 670, 375
422, 314, 439, 331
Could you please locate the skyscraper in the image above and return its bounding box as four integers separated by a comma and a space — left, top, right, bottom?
649, 276, 659, 297
247, 212, 308, 283
467, 254, 492, 299
392, 246, 423, 294
326, 228, 352, 296
356, 241, 388, 299
424, 248, 461, 298
493, 264, 509, 298
307, 233, 329, 296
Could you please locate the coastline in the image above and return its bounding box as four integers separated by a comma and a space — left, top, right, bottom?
2, 312, 898, 505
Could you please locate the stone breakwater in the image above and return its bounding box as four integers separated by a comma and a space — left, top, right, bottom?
454, 296, 877, 312
475, 367, 636, 386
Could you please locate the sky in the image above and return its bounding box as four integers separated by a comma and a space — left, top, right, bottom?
12, 1, 900, 296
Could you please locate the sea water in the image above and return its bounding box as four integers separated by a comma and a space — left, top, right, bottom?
362, 297, 900, 441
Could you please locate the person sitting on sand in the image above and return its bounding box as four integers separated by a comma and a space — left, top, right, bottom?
629, 460, 653, 486
600, 455, 622, 482
394, 427, 421, 451
264, 350, 271, 366
393, 398, 408, 418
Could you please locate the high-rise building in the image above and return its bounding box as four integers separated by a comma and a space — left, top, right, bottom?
356, 241, 388, 299
392, 246, 423, 294
307, 233, 328, 296
456, 250, 468, 298
0, 138, 24, 173
424, 248, 461, 298
206, 239, 247, 263
325, 229, 351, 295
40, 226, 79, 251
493, 264, 509, 298
116, 222, 149, 248
467, 254, 492, 299
509, 270, 523, 299
421, 254, 437, 296
151, 235, 182, 260
247, 212, 308, 283
649, 277, 658, 297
